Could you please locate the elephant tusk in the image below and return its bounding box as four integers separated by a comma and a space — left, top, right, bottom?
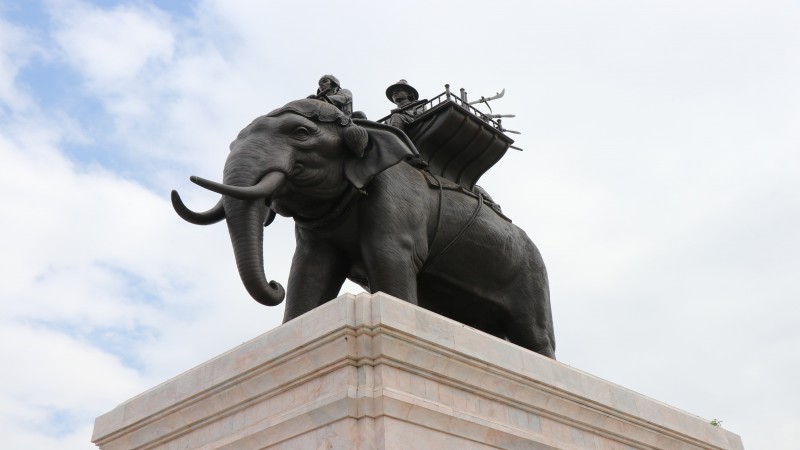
171, 191, 225, 225
191, 172, 287, 200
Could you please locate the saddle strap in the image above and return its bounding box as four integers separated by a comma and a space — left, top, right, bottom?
420, 189, 483, 274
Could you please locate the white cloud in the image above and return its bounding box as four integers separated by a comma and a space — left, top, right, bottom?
0, 26, 285, 442
52, 1, 174, 90
0, 115, 288, 448
0, 16, 40, 112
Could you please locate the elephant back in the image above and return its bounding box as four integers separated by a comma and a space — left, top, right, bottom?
267, 99, 351, 126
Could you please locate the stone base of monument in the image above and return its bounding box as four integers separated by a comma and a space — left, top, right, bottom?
92, 292, 743, 449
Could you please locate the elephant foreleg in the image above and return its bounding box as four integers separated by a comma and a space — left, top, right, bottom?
361, 231, 421, 305
357, 165, 433, 306
284, 232, 348, 322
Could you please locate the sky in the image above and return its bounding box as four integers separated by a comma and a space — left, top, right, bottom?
0, 0, 798, 448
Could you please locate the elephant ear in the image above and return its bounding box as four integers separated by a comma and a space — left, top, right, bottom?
344, 119, 421, 189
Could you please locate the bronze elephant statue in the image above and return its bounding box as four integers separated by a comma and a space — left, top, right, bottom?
172, 99, 555, 358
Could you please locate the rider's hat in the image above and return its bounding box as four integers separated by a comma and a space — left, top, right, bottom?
319, 74, 340, 88
385, 79, 419, 102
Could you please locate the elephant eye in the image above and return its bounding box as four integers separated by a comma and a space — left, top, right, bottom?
293, 126, 311, 140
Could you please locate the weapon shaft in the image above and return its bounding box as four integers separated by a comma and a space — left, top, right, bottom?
468, 88, 505, 104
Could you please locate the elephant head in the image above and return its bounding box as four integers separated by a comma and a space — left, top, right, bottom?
172, 99, 419, 306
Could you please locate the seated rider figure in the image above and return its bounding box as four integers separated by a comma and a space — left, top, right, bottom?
309, 75, 353, 117
386, 79, 420, 131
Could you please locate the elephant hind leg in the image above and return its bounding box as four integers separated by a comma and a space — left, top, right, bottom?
504, 268, 556, 358
505, 321, 556, 359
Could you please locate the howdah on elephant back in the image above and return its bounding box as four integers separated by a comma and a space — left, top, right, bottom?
172, 99, 556, 358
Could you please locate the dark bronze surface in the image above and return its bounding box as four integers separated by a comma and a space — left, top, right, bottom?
173, 97, 555, 358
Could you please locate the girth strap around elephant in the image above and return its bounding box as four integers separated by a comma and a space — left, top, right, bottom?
420, 170, 510, 222
419, 169, 508, 274
293, 186, 361, 230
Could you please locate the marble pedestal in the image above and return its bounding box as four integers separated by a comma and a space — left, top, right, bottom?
92, 292, 744, 449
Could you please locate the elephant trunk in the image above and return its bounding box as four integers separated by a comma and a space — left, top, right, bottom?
223, 196, 285, 306
220, 171, 288, 306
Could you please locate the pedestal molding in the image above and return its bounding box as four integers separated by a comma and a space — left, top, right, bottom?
93, 293, 743, 450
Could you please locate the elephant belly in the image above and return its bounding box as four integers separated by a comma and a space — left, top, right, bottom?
425, 207, 537, 292
346, 261, 370, 291
417, 273, 509, 337
414, 207, 548, 340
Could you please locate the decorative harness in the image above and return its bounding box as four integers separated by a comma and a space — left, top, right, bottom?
418, 170, 509, 273
292, 164, 509, 274
293, 186, 361, 230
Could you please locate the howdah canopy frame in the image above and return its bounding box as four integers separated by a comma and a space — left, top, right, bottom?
378, 84, 516, 190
